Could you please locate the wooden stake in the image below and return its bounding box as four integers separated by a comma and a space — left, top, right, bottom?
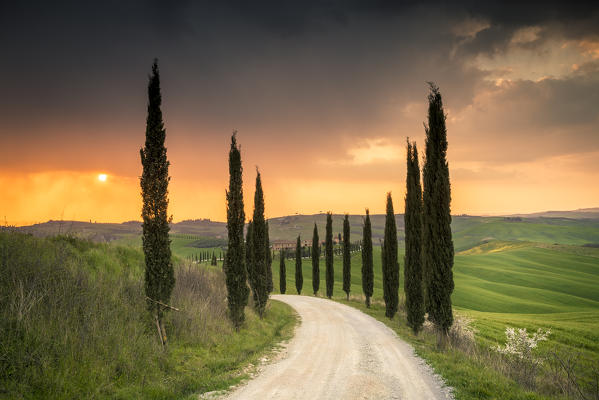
155, 314, 164, 347
160, 318, 168, 345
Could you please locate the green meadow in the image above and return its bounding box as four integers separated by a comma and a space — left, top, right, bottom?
263, 216, 599, 399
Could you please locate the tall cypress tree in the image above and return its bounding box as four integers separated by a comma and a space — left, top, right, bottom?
279, 249, 286, 294
325, 212, 334, 298
312, 223, 320, 295
225, 133, 249, 329
423, 83, 454, 342
295, 236, 303, 294
265, 221, 273, 294
361, 209, 373, 308
382, 193, 399, 319
405, 140, 425, 334
140, 60, 174, 345
342, 214, 351, 300
251, 170, 268, 317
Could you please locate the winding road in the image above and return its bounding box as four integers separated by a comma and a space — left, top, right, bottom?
224, 295, 453, 400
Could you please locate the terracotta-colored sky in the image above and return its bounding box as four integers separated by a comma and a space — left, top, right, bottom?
1, 2, 598, 225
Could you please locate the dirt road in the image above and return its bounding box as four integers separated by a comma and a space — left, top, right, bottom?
224, 295, 453, 399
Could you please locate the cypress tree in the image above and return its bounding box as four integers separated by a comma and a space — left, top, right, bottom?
225, 133, 249, 329
325, 212, 334, 298
422, 83, 454, 343
265, 221, 273, 293
250, 170, 269, 317
279, 249, 286, 294
382, 193, 399, 319
140, 60, 174, 345
405, 140, 425, 334
342, 214, 351, 300
295, 236, 303, 294
245, 221, 257, 308
312, 223, 320, 295
361, 209, 373, 308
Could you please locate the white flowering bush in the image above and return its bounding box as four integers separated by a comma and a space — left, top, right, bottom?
494, 327, 551, 387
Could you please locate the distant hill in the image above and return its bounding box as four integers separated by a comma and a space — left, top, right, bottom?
506, 207, 599, 219
16, 208, 599, 251
17, 218, 226, 242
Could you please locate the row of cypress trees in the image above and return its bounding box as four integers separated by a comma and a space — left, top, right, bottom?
270, 84, 455, 343
403, 83, 454, 344
224, 134, 275, 327
139, 60, 452, 340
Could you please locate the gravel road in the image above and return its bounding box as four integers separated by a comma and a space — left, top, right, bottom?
224, 294, 453, 400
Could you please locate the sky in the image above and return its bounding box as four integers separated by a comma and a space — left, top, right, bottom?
1, 1, 598, 225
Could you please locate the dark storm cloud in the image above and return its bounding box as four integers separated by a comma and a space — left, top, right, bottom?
1, 0, 598, 176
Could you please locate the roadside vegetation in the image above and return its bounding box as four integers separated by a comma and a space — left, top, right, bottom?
0, 231, 296, 399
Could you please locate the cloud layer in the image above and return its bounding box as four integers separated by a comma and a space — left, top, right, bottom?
1, 1, 598, 222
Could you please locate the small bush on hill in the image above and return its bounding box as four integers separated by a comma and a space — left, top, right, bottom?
494, 327, 551, 388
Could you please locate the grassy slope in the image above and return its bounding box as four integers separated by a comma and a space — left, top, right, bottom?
0, 232, 297, 399
451, 217, 599, 251
268, 239, 599, 399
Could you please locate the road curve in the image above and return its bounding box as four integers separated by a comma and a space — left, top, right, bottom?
225, 295, 453, 400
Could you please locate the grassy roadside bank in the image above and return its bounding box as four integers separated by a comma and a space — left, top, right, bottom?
0, 231, 297, 399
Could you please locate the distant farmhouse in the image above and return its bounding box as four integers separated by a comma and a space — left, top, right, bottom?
271, 237, 339, 251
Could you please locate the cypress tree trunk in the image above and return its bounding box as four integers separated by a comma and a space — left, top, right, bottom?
382, 193, 399, 319
279, 249, 286, 294
404, 140, 425, 334
225, 133, 249, 329
265, 221, 273, 294
246, 221, 257, 308
140, 60, 174, 345
422, 83, 454, 344
361, 209, 373, 308
325, 212, 334, 298
251, 171, 269, 317
312, 223, 320, 295
295, 236, 303, 294
342, 214, 351, 300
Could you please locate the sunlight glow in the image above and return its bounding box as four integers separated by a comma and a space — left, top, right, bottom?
98, 173, 107, 182
347, 139, 401, 165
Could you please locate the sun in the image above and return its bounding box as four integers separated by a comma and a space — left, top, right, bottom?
98, 173, 107, 182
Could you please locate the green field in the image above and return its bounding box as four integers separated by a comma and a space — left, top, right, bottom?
265, 226, 599, 399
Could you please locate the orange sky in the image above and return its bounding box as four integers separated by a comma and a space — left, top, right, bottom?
2, 135, 598, 226
1, 4, 598, 225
